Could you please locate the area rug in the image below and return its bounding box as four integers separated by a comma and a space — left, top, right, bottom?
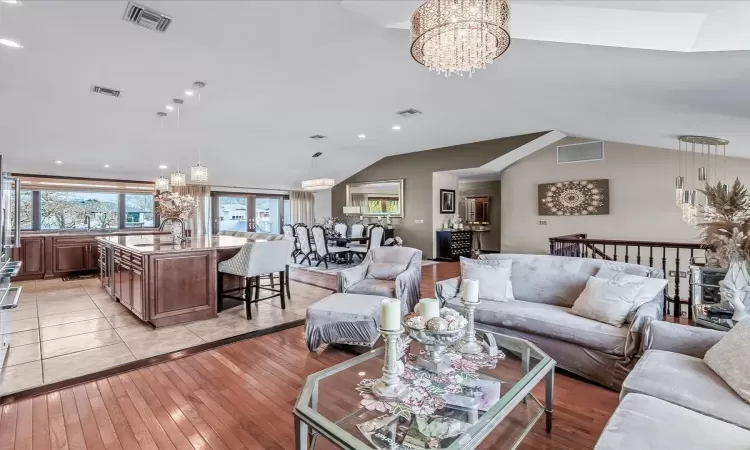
289, 259, 440, 275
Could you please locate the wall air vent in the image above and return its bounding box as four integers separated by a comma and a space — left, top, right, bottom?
90, 85, 121, 98
396, 108, 423, 118
557, 141, 604, 164
123, 2, 172, 33
309, 135, 328, 140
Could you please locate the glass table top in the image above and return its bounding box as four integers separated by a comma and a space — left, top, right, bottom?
295, 331, 554, 450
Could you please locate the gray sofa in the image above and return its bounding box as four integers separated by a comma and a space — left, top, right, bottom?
435, 254, 664, 389
217, 230, 286, 240
595, 321, 750, 448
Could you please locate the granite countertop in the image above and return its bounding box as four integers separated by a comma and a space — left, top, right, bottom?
23, 229, 169, 238
97, 234, 253, 254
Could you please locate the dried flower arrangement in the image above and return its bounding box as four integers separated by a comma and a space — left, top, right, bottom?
156, 192, 197, 220
698, 179, 750, 268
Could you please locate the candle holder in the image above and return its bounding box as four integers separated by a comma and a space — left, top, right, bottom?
455, 298, 484, 355
372, 327, 408, 399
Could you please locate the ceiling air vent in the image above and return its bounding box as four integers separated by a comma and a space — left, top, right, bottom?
90, 85, 121, 98
312, 152, 323, 157
396, 108, 423, 118
123, 2, 172, 33
557, 141, 604, 164
309, 135, 328, 140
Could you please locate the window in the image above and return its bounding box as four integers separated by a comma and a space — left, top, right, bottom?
40, 191, 119, 230
125, 194, 155, 228
10, 190, 33, 230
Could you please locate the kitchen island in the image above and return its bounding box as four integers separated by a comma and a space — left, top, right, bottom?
97, 234, 249, 328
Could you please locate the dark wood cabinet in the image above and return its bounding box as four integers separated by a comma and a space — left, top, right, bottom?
436, 230, 473, 261
12, 237, 45, 278
87, 244, 100, 270
131, 266, 143, 317
52, 243, 89, 273
119, 262, 132, 308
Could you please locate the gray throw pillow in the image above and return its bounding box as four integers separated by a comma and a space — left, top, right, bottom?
367, 263, 407, 280
570, 276, 644, 327
704, 319, 750, 404
460, 257, 512, 302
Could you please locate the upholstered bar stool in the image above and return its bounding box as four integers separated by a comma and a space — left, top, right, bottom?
217, 239, 293, 319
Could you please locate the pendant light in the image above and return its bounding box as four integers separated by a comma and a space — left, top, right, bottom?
170, 99, 186, 188
154, 112, 171, 191
301, 152, 334, 191
190, 82, 209, 183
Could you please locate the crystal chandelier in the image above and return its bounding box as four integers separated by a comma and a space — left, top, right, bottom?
410, 0, 511, 77
301, 152, 334, 191
677, 135, 729, 227
190, 163, 208, 184
170, 169, 186, 187
155, 175, 169, 192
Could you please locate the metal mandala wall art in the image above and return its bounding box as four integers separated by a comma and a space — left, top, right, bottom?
538, 179, 610, 216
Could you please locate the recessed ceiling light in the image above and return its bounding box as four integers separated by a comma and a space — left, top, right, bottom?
392, 125, 401, 130
0, 39, 23, 49
54, 160, 62, 165
165, 105, 174, 111
184, 90, 194, 96
158, 164, 168, 169
104, 164, 110, 168
358, 134, 366, 139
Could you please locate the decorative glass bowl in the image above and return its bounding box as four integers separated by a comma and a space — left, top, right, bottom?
402, 316, 467, 373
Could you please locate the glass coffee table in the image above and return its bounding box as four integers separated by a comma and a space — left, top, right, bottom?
294, 330, 555, 450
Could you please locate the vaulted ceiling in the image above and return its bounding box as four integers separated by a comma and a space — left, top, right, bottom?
1, 1, 748, 189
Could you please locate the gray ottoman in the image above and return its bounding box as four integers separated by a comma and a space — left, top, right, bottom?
305, 293, 406, 351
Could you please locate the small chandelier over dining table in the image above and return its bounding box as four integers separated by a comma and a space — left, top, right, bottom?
410, 0, 511, 77
301, 152, 334, 191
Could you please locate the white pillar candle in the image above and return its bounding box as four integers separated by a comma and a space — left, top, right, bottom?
419, 298, 440, 321
381, 298, 402, 331
462, 279, 480, 303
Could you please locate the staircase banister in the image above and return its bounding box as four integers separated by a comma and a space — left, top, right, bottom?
549, 235, 703, 250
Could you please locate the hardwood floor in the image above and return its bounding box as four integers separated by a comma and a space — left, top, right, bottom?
1, 263, 619, 450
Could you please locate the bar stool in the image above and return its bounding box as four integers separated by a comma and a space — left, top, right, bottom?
217, 239, 292, 320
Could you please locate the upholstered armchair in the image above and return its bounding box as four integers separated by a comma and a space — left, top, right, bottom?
337, 247, 422, 311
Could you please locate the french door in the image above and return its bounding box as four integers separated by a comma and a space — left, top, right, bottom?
211, 193, 289, 235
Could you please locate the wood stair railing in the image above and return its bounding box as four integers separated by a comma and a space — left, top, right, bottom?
549, 234, 705, 319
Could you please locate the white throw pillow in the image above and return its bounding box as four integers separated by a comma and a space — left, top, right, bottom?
704, 319, 750, 404
570, 276, 645, 327
506, 280, 515, 300
460, 257, 511, 302
596, 267, 667, 322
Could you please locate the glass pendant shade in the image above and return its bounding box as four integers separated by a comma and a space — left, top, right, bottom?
410, 0, 511, 77
170, 170, 186, 187
190, 164, 208, 184
301, 178, 335, 191
155, 176, 170, 192
675, 176, 684, 207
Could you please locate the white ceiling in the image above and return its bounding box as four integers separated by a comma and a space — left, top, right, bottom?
1, 1, 749, 189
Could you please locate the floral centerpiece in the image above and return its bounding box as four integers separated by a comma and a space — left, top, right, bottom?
156, 192, 197, 220
156, 192, 197, 241
698, 179, 750, 308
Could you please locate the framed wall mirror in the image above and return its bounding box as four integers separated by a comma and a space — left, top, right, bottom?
345, 179, 404, 218
465, 196, 490, 224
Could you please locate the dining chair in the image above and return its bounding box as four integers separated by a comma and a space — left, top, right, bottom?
295, 224, 316, 265
350, 223, 365, 238
365, 223, 376, 237
351, 224, 385, 259
311, 225, 350, 269
283, 223, 300, 259
334, 222, 348, 237
217, 239, 293, 320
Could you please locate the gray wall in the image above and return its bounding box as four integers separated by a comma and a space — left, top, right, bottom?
458, 180, 502, 251
332, 132, 546, 257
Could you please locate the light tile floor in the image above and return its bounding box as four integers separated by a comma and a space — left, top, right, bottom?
0, 276, 331, 396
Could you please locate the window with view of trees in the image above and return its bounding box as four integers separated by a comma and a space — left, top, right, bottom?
10, 190, 33, 230
40, 191, 119, 230
125, 194, 155, 228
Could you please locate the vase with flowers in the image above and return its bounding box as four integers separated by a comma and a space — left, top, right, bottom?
699, 179, 750, 311
156, 192, 197, 243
